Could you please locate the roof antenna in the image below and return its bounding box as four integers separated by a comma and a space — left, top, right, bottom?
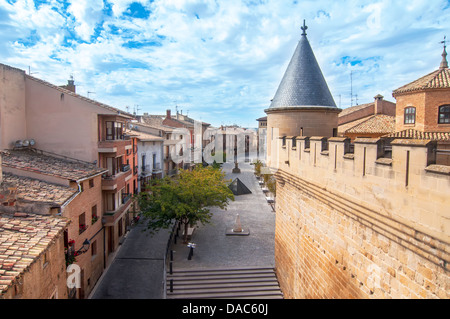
440, 35, 448, 69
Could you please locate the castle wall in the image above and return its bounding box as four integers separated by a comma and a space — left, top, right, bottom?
273, 136, 450, 298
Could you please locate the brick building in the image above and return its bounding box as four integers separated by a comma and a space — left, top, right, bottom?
1, 149, 107, 299
0, 63, 140, 298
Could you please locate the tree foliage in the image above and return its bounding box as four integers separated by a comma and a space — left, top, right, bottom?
137, 165, 234, 243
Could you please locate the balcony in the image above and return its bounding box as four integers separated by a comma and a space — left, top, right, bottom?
102, 196, 132, 226
101, 170, 132, 191
98, 139, 131, 155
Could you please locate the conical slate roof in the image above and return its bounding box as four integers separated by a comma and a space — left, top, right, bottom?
269, 24, 337, 110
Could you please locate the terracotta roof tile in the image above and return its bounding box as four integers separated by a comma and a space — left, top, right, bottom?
125, 130, 165, 142
1, 173, 78, 206
344, 115, 395, 134
393, 68, 450, 95
2, 149, 107, 182
0, 213, 69, 295
383, 129, 450, 141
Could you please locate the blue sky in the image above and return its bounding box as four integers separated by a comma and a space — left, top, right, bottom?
1, 0, 449, 128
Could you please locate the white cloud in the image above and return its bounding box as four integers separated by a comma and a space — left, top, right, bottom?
0, 0, 449, 127
68, 0, 105, 41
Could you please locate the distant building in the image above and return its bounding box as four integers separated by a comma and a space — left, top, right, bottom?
256, 116, 267, 162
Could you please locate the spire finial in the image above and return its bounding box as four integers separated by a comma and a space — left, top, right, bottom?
440, 35, 448, 69
301, 19, 308, 36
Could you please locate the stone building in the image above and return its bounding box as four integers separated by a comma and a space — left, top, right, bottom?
266, 23, 449, 299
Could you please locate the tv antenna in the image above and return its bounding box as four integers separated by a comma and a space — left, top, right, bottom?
28, 66, 38, 76
87, 91, 95, 98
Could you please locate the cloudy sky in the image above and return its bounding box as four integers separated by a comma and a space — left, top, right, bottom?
1, 0, 449, 128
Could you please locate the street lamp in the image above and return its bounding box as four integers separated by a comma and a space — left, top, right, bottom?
76, 239, 91, 255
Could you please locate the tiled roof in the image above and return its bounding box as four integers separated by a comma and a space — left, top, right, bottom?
126, 130, 165, 142
2, 149, 107, 182
383, 129, 450, 141
0, 212, 69, 294
393, 68, 450, 95
345, 114, 395, 134
338, 102, 373, 118
1, 173, 78, 206
338, 116, 373, 134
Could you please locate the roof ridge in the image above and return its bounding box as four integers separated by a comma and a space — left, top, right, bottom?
393, 68, 450, 94
25, 74, 134, 118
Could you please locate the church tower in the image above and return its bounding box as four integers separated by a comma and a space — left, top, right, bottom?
265, 21, 341, 165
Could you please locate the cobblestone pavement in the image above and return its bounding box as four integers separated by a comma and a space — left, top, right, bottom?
170, 161, 276, 270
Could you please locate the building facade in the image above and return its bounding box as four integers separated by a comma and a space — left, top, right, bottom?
0, 63, 140, 298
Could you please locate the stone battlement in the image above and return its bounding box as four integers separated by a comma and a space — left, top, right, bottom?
274, 136, 449, 244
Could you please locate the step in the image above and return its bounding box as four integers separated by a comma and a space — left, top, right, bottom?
168, 267, 275, 276
166, 277, 279, 286
166, 267, 283, 299
167, 282, 280, 292
167, 273, 277, 282
167, 290, 283, 299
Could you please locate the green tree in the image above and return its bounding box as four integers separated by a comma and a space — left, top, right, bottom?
137, 165, 234, 243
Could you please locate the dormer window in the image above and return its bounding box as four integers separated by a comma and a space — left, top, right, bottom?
438, 105, 450, 124
404, 107, 416, 124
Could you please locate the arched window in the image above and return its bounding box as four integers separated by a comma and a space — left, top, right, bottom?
404, 107, 416, 124
438, 105, 450, 124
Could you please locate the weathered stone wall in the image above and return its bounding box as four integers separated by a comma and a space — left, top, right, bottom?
273, 136, 450, 299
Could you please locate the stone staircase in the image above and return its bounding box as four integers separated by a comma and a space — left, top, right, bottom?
166, 267, 283, 299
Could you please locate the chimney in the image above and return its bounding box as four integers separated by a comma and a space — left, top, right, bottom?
60, 76, 76, 93
374, 94, 384, 114
166, 109, 171, 119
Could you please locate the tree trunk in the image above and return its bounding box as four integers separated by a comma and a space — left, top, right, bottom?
183, 220, 189, 244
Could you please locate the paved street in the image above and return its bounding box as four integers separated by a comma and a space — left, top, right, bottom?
170, 161, 276, 270
90, 161, 276, 299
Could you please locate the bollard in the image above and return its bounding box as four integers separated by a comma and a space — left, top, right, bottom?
170, 261, 173, 274
170, 250, 174, 261
170, 279, 173, 293
187, 243, 196, 260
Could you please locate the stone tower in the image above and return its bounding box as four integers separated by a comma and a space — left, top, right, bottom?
265, 21, 341, 166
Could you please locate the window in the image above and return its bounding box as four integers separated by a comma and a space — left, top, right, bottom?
106, 121, 124, 140
438, 105, 450, 124
89, 178, 94, 188
404, 107, 416, 124
91, 205, 98, 224
91, 240, 97, 258
79, 213, 87, 234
